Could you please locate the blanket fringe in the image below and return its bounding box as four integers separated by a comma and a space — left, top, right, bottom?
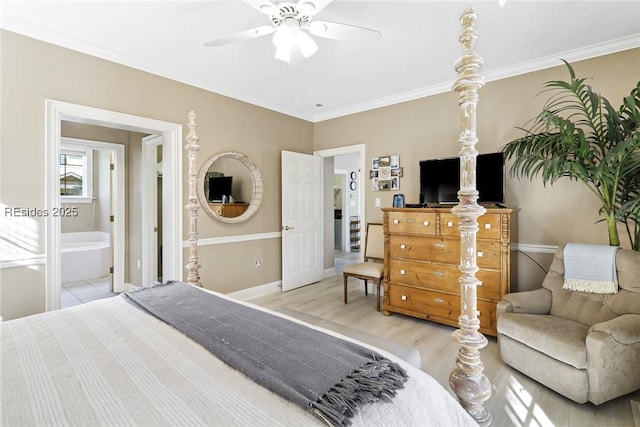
563, 279, 618, 294
312, 360, 408, 426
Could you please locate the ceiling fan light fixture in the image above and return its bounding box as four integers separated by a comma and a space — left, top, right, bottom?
272, 22, 318, 62
297, 31, 318, 58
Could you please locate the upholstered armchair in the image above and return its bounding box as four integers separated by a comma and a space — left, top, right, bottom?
497, 245, 640, 405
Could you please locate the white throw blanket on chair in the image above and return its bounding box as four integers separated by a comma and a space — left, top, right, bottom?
563, 243, 620, 294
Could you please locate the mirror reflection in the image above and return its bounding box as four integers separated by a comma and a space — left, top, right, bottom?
197, 152, 263, 223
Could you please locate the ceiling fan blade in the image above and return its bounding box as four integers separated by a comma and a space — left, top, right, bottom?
308, 21, 381, 42
204, 25, 275, 47
242, 0, 280, 16
296, 0, 333, 17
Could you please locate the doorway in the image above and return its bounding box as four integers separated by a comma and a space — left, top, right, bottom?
59, 138, 123, 308
142, 134, 163, 284
45, 100, 183, 311
314, 144, 365, 276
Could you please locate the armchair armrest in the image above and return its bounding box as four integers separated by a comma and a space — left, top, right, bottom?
497, 288, 552, 316
589, 314, 640, 345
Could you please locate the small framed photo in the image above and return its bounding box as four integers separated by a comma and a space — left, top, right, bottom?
393, 193, 405, 208
370, 169, 378, 179
390, 155, 400, 169
372, 157, 380, 170
391, 167, 403, 177
378, 179, 391, 191
372, 178, 379, 191
378, 156, 391, 167
391, 176, 400, 190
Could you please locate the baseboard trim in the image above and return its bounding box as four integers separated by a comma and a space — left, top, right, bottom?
227, 280, 282, 301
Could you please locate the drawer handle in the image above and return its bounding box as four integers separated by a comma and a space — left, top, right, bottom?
393, 219, 399, 224
434, 271, 444, 277
435, 242, 445, 249
400, 244, 406, 250
407, 218, 416, 224
423, 220, 430, 227
447, 221, 454, 227
399, 269, 406, 275
478, 251, 484, 257
484, 224, 491, 229
434, 298, 444, 303
401, 294, 408, 301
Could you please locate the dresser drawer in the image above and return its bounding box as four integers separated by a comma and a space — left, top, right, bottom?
440, 213, 502, 240
387, 212, 437, 235
388, 259, 501, 299
388, 235, 502, 269
388, 285, 459, 323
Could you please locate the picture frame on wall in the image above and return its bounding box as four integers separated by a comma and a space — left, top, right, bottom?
378, 179, 391, 190
371, 154, 401, 191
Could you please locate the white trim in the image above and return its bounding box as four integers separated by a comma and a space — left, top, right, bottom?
141, 134, 162, 285
312, 35, 640, 122
184, 231, 281, 247
4, 12, 635, 123
323, 267, 336, 278
45, 100, 182, 311
315, 144, 366, 263
513, 243, 558, 254
0, 255, 46, 269
226, 281, 282, 301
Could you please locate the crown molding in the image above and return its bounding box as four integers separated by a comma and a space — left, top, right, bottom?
311, 34, 640, 122
2, 11, 637, 124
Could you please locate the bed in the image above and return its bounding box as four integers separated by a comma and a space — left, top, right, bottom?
1, 7, 490, 427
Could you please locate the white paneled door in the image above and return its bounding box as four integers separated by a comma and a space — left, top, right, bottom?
281, 151, 323, 291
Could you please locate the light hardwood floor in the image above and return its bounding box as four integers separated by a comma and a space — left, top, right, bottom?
247, 274, 639, 427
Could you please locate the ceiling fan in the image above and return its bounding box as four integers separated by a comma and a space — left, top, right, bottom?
204, 0, 382, 63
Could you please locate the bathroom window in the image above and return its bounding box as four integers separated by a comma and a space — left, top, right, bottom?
60, 143, 93, 202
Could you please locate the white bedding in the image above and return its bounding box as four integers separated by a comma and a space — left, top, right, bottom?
1, 291, 476, 426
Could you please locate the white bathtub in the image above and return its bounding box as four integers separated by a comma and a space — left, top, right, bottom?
61, 231, 111, 283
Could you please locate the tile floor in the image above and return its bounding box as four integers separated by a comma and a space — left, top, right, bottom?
61, 276, 118, 309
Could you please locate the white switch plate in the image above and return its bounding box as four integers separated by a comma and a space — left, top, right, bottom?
375, 198, 381, 207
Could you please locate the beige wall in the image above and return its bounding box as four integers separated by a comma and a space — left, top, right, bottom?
0, 30, 314, 319
1, 27, 637, 319
314, 48, 640, 290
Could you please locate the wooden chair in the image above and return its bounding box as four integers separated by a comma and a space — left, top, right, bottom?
343, 223, 384, 311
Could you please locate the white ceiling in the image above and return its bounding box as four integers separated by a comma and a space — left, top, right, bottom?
1, 1, 639, 122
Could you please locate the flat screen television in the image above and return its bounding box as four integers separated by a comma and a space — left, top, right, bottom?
209, 176, 232, 202
419, 152, 505, 205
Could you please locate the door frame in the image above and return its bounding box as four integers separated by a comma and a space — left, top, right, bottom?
314, 144, 366, 261
141, 134, 162, 285
45, 99, 183, 311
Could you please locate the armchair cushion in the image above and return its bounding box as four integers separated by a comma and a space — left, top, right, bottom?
499, 288, 552, 315
498, 313, 589, 369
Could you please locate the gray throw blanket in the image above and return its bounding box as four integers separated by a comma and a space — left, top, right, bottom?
124, 282, 408, 426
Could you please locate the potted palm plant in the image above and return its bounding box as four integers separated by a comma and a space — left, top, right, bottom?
501, 60, 640, 250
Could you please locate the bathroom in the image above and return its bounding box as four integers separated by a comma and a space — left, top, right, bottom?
60, 138, 115, 308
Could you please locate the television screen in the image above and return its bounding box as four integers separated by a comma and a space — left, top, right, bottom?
209, 176, 232, 202
419, 152, 505, 205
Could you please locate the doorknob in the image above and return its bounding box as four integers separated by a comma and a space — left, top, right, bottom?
283, 225, 295, 231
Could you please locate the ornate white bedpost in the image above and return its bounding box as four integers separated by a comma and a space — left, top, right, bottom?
185, 111, 202, 287
449, 8, 492, 426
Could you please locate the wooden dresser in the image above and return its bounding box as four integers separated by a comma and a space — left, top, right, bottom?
381, 207, 516, 336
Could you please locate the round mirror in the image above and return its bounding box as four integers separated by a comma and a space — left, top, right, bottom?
197, 151, 263, 223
